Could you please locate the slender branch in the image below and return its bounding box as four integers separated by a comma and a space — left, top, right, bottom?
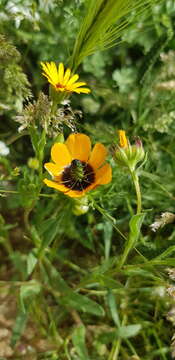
6, 131, 28, 145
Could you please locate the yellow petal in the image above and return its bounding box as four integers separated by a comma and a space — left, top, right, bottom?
40, 62, 48, 73
73, 87, 91, 94
70, 82, 87, 89
44, 162, 64, 176
41, 62, 59, 84
51, 143, 71, 166
67, 74, 79, 86
95, 163, 112, 185
65, 133, 91, 162
88, 143, 107, 170
41, 73, 56, 86
58, 63, 64, 83
63, 68, 71, 84
51, 62, 60, 83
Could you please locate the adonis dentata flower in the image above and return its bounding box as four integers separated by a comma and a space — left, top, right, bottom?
44, 133, 112, 198
41, 62, 90, 94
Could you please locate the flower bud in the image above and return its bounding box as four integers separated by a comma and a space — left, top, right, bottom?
27, 157, 39, 170
114, 130, 145, 172
72, 196, 89, 216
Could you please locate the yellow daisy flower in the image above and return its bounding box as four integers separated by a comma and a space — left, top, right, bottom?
40, 62, 91, 94
44, 133, 112, 198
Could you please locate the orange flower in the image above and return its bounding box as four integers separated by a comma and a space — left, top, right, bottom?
44, 133, 112, 198
41, 62, 90, 94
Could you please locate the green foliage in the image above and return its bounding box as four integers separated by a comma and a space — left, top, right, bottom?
1, 0, 175, 359
0, 35, 31, 113
72, 325, 90, 360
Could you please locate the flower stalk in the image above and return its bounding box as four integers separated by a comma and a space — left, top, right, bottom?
114, 130, 145, 269
130, 170, 142, 214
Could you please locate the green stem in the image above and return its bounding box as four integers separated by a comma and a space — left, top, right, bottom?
24, 207, 32, 234
130, 171, 142, 214
24, 202, 36, 236
118, 172, 143, 269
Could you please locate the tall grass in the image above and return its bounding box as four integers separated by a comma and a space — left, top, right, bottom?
70, 0, 161, 70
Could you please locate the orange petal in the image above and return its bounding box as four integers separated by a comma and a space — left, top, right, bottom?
44, 178, 85, 198
65, 133, 91, 162
95, 163, 112, 185
44, 162, 64, 176
51, 143, 71, 166
44, 178, 68, 193
88, 143, 107, 170
64, 189, 85, 198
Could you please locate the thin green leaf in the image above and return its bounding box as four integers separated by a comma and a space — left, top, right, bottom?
11, 310, 28, 347
38, 217, 61, 257
72, 325, 90, 360
119, 213, 145, 268
107, 290, 121, 327
20, 280, 41, 313
118, 324, 142, 338
44, 260, 104, 316
27, 252, 38, 276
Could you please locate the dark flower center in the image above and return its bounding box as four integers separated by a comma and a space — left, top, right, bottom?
56, 83, 65, 89
61, 159, 95, 191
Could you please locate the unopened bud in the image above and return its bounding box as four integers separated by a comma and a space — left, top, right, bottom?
28, 157, 39, 170
114, 130, 145, 172
72, 196, 89, 216
118, 130, 128, 148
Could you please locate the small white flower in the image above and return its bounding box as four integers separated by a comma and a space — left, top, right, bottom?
0, 141, 10, 156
